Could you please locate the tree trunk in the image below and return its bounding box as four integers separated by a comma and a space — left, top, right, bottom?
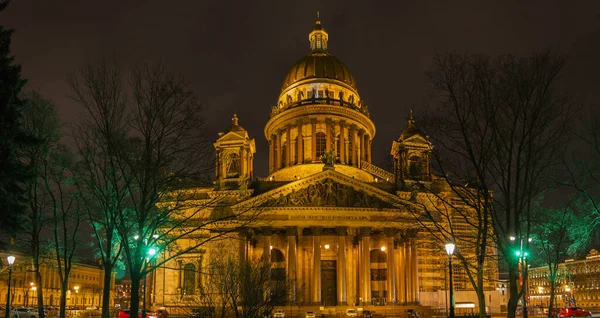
35, 269, 45, 318
507, 262, 520, 318
60, 284, 68, 318
130, 273, 141, 318
101, 262, 114, 318
548, 285, 556, 318
477, 269, 487, 318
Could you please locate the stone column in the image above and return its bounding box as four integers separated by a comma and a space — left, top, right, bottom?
297, 120, 303, 164
263, 227, 272, 265
406, 240, 413, 303
325, 118, 332, 152
240, 147, 247, 177
399, 240, 407, 304
312, 227, 323, 304
215, 150, 220, 178
249, 155, 254, 179
367, 136, 372, 163
339, 121, 345, 163
360, 227, 371, 305
219, 151, 227, 179
411, 238, 419, 303
358, 130, 364, 166
269, 137, 275, 174
286, 126, 291, 167
351, 126, 358, 167
286, 227, 298, 303
311, 119, 317, 162
385, 230, 396, 304
336, 227, 348, 305
276, 131, 282, 171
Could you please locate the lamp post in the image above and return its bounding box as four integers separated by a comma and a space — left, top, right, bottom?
445, 242, 456, 318
511, 236, 531, 318
5, 256, 15, 318
142, 247, 157, 318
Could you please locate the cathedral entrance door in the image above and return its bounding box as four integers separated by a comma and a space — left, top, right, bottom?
321, 260, 337, 306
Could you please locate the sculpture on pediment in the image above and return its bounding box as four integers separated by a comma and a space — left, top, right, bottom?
321, 150, 336, 167
261, 178, 393, 208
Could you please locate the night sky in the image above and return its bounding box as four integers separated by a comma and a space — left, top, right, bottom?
2, 1, 600, 177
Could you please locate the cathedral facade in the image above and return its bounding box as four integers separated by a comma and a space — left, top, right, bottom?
151, 16, 501, 313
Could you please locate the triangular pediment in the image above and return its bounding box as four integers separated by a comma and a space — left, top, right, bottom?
216, 130, 248, 142
237, 169, 410, 210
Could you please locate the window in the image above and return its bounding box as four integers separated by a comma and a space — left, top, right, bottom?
183, 263, 196, 295
226, 153, 240, 177
281, 142, 287, 167
316, 132, 326, 158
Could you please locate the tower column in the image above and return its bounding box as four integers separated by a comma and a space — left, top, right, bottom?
311, 118, 317, 162
240, 146, 247, 177
297, 120, 303, 164
351, 126, 358, 167
367, 136, 372, 163
219, 151, 227, 179
312, 227, 323, 305
269, 136, 275, 174
358, 130, 364, 167
339, 121, 346, 164
215, 150, 220, 178
360, 227, 371, 305
276, 130, 282, 170
286, 126, 291, 167
325, 118, 332, 153
385, 229, 396, 304
336, 227, 347, 305
238, 229, 248, 263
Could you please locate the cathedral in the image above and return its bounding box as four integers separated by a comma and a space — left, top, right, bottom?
152, 16, 501, 314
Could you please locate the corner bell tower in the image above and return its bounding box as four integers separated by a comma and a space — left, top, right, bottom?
391, 110, 433, 184
214, 114, 256, 189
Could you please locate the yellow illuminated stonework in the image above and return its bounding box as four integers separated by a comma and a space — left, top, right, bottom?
152, 15, 501, 315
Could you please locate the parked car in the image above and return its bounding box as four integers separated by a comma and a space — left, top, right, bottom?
346, 309, 358, 317
361, 310, 373, 318
273, 309, 285, 318
557, 307, 591, 317
11, 307, 38, 318
86, 306, 99, 310
118, 309, 159, 318
305, 311, 316, 318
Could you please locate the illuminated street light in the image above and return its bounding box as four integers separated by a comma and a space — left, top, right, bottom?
5, 256, 15, 318
445, 242, 456, 318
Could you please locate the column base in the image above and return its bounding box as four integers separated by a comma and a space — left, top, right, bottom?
336, 301, 347, 306
310, 302, 322, 306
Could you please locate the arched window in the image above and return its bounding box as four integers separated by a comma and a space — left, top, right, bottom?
183, 263, 196, 295
408, 155, 421, 177
226, 153, 240, 177
281, 142, 287, 167
316, 132, 326, 158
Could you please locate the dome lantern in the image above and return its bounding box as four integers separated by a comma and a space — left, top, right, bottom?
309, 11, 328, 52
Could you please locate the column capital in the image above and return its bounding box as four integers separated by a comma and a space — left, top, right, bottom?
297, 119, 305, 125
359, 227, 371, 237
384, 228, 398, 237
311, 226, 324, 236
310, 118, 317, 124
285, 226, 298, 236
335, 226, 348, 236
261, 226, 273, 236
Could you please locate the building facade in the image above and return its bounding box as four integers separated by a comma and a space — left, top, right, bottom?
0, 252, 109, 308
151, 16, 501, 313
529, 249, 600, 309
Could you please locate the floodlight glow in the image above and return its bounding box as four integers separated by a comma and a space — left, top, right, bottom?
445, 242, 455, 256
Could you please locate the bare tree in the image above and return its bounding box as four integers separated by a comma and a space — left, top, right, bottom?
44, 146, 86, 318
423, 50, 573, 318
68, 60, 264, 318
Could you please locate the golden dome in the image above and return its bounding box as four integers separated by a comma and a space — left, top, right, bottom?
281, 52, 357, 92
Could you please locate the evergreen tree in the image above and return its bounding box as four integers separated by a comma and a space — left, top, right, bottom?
0, 22, 32, 243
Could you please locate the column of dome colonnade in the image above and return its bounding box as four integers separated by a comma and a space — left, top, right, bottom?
235, 227, 419, 306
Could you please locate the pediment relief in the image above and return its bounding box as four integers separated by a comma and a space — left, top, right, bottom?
260, 178, 395, 209
216, 130, 248, 142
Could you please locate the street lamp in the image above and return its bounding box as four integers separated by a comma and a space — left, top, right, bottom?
142, 246, 158, 318
445, 242, 456, 318
4, 256, 15, 318
511, 235, 532, 318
